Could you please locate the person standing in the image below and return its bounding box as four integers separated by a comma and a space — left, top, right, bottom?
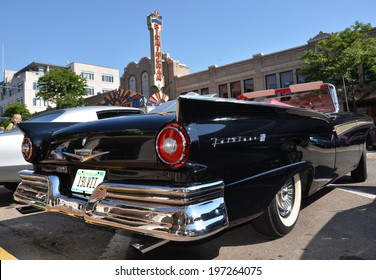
5, 114, 22, 131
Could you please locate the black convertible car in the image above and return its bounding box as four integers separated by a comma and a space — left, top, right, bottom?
14, 81, 374, 252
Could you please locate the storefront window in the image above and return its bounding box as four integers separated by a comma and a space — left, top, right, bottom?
201, 87, 209, 95
296, 69, 306, 84
230, 81, 241, 98
219, 84, 228, 98
244, 79, 254, 92
266, 74, 277, 89
280, 71, 293, 88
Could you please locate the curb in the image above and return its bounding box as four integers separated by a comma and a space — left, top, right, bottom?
367, 152, 376, 159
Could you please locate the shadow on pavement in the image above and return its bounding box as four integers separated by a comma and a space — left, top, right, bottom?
125, 187, 337, 260
300, 198, 376, 259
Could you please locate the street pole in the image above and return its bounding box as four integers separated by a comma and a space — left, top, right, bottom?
342, 76, 350, 112
1, 43, 4, 81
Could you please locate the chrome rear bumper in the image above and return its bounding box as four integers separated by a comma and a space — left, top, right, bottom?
14, 170, 229, 241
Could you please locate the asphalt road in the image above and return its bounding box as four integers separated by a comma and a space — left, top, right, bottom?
1, 154, 375, 260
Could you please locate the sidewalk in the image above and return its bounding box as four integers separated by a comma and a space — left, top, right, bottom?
367, 151, 376, 159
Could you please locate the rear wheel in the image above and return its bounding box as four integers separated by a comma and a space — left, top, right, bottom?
252, 173, 302, 238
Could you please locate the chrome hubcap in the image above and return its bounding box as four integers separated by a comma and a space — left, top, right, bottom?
276, 178, 295, 217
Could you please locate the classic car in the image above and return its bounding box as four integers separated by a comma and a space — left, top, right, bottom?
13, 81, 374, 252
0, 106, 143, 190
366, 126, 376, 150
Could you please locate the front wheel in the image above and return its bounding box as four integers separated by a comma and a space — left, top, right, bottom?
252, 173, 302, 238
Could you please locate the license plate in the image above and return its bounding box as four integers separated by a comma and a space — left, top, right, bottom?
71, 169, 106, 194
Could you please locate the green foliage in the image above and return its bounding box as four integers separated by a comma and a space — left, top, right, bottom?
2, 102, 32, 127
299, 21, 376, 110
36, 68, 87, 109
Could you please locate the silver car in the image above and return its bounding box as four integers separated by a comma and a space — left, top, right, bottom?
0, 106, 143, 190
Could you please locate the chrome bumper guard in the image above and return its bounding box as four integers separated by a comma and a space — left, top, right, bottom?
14, 170, 229, 241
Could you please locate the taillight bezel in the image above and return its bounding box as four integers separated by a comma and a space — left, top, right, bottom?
156, 123, 190, 169
21, 137, 33, 161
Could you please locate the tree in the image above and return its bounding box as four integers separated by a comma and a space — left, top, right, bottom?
2, 102, 32, 127
36, 68, 88, 109
299, 21, 376, 111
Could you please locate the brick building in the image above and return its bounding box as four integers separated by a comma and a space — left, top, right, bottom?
119, 28, 376, 121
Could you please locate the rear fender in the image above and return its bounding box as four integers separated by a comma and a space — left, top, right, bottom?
17, 122, 78, 163
225, 161, 314, 222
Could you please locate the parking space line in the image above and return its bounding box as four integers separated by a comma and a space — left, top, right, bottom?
367, 152, 376, 159
337, 187, 376, 200
0, 247, 17, 260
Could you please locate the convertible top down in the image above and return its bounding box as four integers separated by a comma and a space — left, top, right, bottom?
14, 81, 374, 252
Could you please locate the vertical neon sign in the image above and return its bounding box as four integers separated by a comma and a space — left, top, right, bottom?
147, 11, 165, 92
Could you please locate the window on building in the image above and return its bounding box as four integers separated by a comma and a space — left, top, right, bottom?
102, 74, 114, 83
81, 71, 94, 80
17, 98, 23, 104
363, 65, 375, 83
230, 81, 241, 98
201, 87, 209, 95
0, 106, 4, 116
296, 69, 306, 84
102, 88, 112, 93
129, 76, 137, 92
219, 84, 228, 98
33, 82, 42, 90
244, 79, 254, 92
280, 71, 293, 88
17, 82, 24, 93
141, 72, 150, 98
33, 98, 48, 107
37, 67, 45, 76
266, 74, 277, 89
85, 87, 95, 96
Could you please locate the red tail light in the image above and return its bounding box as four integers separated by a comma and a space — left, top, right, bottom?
21, 137, 33, 161
156, 123, 190, 168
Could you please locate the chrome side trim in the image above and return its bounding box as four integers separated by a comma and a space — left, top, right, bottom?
14, 170, 229, 241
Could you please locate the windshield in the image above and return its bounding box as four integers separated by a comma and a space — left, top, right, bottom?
238, 82, 338, 113
149, 99, 177, 113
265, 88, 335, 113
149, 92, 217, 114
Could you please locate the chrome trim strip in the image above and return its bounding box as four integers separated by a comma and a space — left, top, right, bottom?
14, 170, 229, 241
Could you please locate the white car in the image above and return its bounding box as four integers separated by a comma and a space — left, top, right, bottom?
0, 106, 143, 190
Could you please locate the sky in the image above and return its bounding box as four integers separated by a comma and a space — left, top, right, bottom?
1, 0, 376, 79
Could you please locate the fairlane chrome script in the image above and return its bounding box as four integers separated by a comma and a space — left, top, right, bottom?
211, 134, 266, 147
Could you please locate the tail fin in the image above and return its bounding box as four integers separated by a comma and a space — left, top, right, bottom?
17, 122, 77, 137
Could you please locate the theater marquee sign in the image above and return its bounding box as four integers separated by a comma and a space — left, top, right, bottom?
147, 11, 165, 93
